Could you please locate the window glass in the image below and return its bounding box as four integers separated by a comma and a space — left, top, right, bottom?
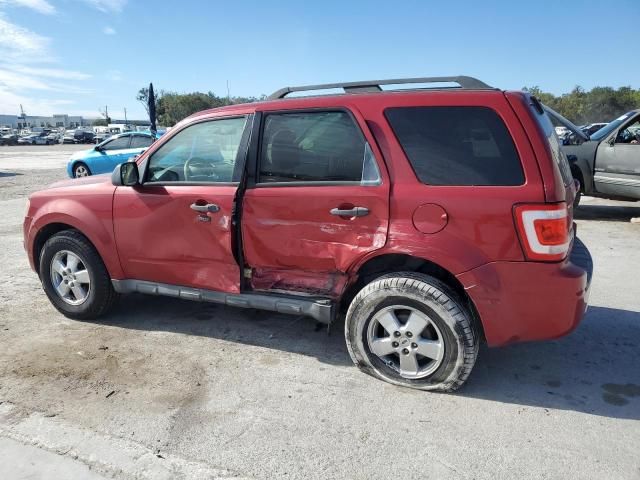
102, 136, 131, 151
616, 119, 640, 144
259, 111, 379, 184
130, 135, 154, 148
385, 106, 524, 186
147, 116, 247, 183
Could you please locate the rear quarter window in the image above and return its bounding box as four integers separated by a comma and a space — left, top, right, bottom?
385, 106, 524, 186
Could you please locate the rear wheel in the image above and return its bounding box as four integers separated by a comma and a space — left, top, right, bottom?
73, 162, 91, 178
39, 230, 117, 319
345, 272, 479, 392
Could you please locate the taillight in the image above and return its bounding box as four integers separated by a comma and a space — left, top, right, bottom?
514, 203, 571, 261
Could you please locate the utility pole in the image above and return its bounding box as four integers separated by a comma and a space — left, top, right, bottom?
227, 80, 230, 104
124, 107, 128, 124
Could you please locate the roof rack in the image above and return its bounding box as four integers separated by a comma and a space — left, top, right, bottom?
268, 76, 493, 100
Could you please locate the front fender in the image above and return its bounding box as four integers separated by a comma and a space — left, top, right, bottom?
27, 196, 123, 279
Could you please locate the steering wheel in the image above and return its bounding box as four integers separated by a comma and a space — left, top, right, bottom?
183, 157, 217, 181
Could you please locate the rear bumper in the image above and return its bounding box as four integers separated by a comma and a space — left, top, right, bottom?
457, 237, 593, 347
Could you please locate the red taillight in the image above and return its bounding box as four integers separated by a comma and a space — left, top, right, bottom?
514, 203, 571, 261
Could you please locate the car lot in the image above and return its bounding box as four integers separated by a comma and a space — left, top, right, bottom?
0, 148, 639, 479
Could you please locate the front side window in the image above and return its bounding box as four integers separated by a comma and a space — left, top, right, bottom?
258, 111, 380, 184
102, 136, 131, 151
616, 119, 640, 144
146, 116, 247, 183
130, 135, 154, 148
385, 106, 525, 186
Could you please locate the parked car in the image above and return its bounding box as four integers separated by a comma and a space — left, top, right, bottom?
74, 130, 95, 144
546, 107, 640, 206
62, 131, 77, 144
93, 132, 112, 144
24, 76, 593, 392
580, 123, 608, 137
18, 132, 56, 145
0, 134, 19, 146
66, 131, 157, 178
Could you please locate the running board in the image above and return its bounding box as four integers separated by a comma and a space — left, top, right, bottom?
111, 279, 335, 324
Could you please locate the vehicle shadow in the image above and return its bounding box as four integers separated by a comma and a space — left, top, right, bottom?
0, 172, 22, 178
575, 203, 640, 222
99, 299, 639, 419
102, 294, 352, 367
462, 306, 640, 420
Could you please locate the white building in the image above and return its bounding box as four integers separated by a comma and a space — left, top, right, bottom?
0, 114, 94, 129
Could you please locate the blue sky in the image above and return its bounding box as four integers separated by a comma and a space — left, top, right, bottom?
1, 0, 638, 120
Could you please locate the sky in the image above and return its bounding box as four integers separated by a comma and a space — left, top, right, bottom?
1, 0, 639, 120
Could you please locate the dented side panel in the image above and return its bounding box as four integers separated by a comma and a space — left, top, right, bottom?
242, 185, 389, 296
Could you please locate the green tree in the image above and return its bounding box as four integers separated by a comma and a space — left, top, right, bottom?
92, 118, 108, 126
523, 85, 640, 124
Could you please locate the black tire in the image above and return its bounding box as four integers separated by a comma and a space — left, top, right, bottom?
39, 230, 117, 319
73, 162, 91, 178
345, 272, 479, 392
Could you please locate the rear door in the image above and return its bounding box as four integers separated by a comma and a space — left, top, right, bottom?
241, 108, 389, 297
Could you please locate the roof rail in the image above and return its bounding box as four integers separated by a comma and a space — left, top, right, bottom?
268, 76, 493, 100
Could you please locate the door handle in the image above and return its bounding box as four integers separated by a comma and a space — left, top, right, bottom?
190, 203, 220, 213
330, 207, 369, 217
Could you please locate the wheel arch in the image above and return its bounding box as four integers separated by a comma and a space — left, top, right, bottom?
343, 253, 485, 341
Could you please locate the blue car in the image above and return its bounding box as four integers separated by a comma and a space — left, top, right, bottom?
67, 132, 158, 178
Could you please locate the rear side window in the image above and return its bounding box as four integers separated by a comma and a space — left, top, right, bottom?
258, 111, 381, 184
385, 106, 524, 186
130, 135, 154, 148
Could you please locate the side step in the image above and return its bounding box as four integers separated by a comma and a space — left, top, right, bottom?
111, 279, 335, 324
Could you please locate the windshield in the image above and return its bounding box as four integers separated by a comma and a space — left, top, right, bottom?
590, 111, 636, 141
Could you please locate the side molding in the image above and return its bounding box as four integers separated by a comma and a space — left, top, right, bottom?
111, 279, 335, 324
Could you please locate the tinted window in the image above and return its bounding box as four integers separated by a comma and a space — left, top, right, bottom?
385, 106, 524, 186
147, 116, 247, 183
102, 136, 130, 151
259, 111, 380, 184
130, 135, 154, 148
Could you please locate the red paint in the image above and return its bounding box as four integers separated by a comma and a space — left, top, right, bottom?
112, 184, 240, 292
412, 204, 448, 234
24, 87, 592, 347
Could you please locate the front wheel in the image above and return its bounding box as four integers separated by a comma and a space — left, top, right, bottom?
73, 162, 91, 178
345, 272, 479, 392
39, 230, 117, 319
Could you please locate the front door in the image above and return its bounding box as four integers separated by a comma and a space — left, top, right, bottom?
595, 116, 640, 199
242, 109, 389, 297
113, 115, 251, 293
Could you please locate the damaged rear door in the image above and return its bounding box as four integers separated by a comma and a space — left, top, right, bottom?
241, 107, 390, 297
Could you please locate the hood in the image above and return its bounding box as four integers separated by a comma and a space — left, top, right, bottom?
69, 148, 96, 161
48, 173, 111, 189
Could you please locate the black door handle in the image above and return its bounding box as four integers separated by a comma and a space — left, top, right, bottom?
190, 203, 220, 213
330, 207, 369, 217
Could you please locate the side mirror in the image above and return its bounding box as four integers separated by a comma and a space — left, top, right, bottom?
111, 162, 140, 186
608, 136, 616, 147
94, 145, 103, 151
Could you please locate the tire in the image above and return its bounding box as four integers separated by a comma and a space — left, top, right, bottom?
345, 272, 479, 392
39, 230, 117, 320
73, 162, 91, 178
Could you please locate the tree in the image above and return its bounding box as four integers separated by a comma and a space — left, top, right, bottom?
148, 90, 263, 126
523, 85, 640, 124
92, 118, 108, 126
137, 86, 162, 117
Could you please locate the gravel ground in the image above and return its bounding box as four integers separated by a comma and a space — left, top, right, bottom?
1, 149, 639, 480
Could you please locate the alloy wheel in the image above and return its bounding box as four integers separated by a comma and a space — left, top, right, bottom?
367, 305, 445, 379
49, 250, 91, 305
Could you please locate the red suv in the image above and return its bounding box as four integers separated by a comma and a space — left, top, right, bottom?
23, 76, 593, 391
